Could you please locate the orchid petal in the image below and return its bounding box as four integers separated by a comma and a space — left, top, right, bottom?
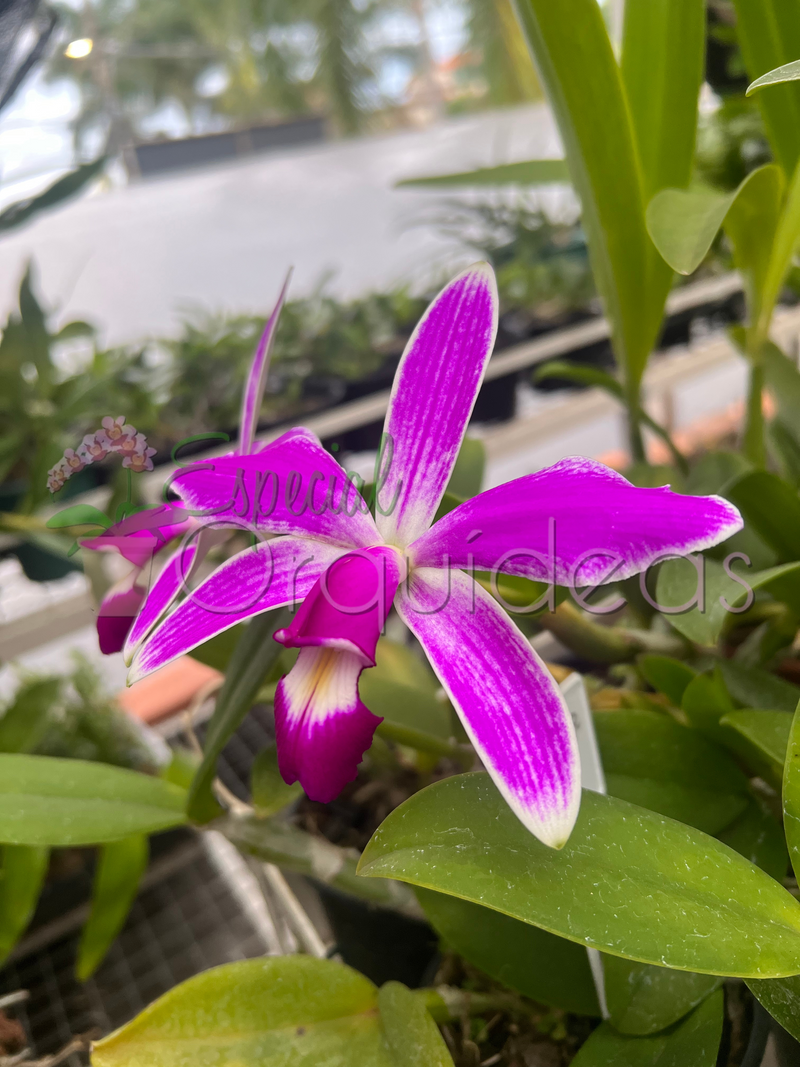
275, 646, 381, 802
409, 457, 743, 587
376, 263, 498, 548
238, 271, 291, 455
124, 541, 199, 662
97, 572, 146, 655
128, 536, 344, 683
81, 503, 193, 567
275, 546, 402, 665
396, 567, 580, 848
169, 426, 381, 549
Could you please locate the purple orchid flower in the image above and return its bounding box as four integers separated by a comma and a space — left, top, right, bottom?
127, 265, 742, 848
86, 274, 290, 657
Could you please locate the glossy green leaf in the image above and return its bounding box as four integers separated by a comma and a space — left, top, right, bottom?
0, 754, 186, 846
396, 158, 569, 188
682, 671, 735, 742
654, 555, 750, 646
638, 655, 697, 707
603, 954, 721, 1036
748, 974, 800, 1043
77, 835, 148, 981
251, 746, 303, 818
719, 659, 800, 713
0, 678, 61, 753
721, 710, 792, 787
0, 844, 48, 964
415, 886, 600, 1016
362, 678, 451, 742
769, 418, 800, 487
92, 956, 394, 1067
572, 989, 723, 1066
378, 982, 453, 1067
764, 341, 800, 433
717, 797, 789, 882
732, 0, 800, 175
359, 774, 800, 977
46, 504, 111, 530
749, 59, 800, 96
782, 703, 800, 881
725, 472, 800, 564
685, 451, 752, 496
188, 609, 290, 823
445, 436, 484, 500
513, 0, 652, 388
594, 710, 748, 834
759, 162, 800, 341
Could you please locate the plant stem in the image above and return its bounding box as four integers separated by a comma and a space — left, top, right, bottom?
376, 720, 473, 768
537, 601, 687, 663
742, 360, 766, 468
625, 385, 646, 464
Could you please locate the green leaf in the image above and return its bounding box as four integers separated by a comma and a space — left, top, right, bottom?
731, 0, 800, 176
764, 341, 800, 434
594, 710, 748, 834
361, 678, 451, 742
188, 609, 290, 824
646, 185, 739, 276
0, 678, 61, 754
0, 754, 187, 846
77, 835, 148, 981
572, 989, 723, 1066
0, 844, 48, 965
414, 886, 600, 1016
251, 746, 303, 818
654, 555, 750, 646
748, 58, 800, 96
188, 624, 245, 672
91, 956, 393, 1067
358, 774, 800, 977
513, 0, 653, 390
759, 158, 800, 340
782, 703, 800, 881
445, 436, 484, 500
396, 158, 570, 188
46, 504, 112, 530
637, 655, 697, 707
717, 796, 788, 882
0, 158, 107, 233
719, 710, 793, 788
682, 671, 735, 743
603, 954, 721, 1036
724, 167, 785, 335
719, 659, 800, 713
769, 418, 800, 487
748, 974, 800, 1043
378, 982, 453, 1067
685, 451, 753, 496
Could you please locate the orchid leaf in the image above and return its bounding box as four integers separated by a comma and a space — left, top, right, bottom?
0, 755, 187, 846
759, 158, 800, 340
250, 747, 303, 818
512, 0, 652, 390
46, 505, 111, 530
594, 710, 748, 834
731, 0, 800, 176
748, 975, 800, 1043
378, 981, 454, 1067
189, 624, 245, 672
0, 844, 48, 965
77, 835, 148, 981
396, 158, 569, 188
764, 341, 800, 434
782, 703, 800, 881
724, 167, 785, 336
769, 419, 800, 487
358, 775, 800, 977
637, 655, 697, 707
719, 710, 792, 789
717, 797, 788, 882
445, 436, 484, 500
188, 608, 290, 824
414, 886, 600, 1016
0, 678, 60, 753
646, 185, 738, 276
91, 956, 394, 1067
0, 158, 106, 233
654, 555, 749, 646
719, 660, 800, 713
573, 990, 723, 1066
748, 59, 800, 96
603, 955, 721, 1036
361, 678, 451, 741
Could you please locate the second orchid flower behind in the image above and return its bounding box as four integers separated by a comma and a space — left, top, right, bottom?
127, 264, 741, 849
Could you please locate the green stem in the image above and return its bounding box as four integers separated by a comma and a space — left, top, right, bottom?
742, 360, 766, 468
126, 467, 132, 505
626, 385, 646, 464
537, 601, 688, 663
376, 721, 473, 768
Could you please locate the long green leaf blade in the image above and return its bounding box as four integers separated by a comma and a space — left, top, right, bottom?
0, 844, 48, 964
359, 775, 800, 977
783, 702, 800, 881
397, 159, 569, 188
378, 982, 454, 1067
748, 58, 800, 96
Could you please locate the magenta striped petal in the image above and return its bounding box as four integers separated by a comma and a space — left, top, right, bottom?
128, 536, 344, 682
409, 457, 743, 587
275, 647, 381, 802
376, 264, 498, 548
396, 567, 580, 848
238, 271, 291, 455
97, 572, 146, 655
82, 503, 193, 567
124, 540, 199, 662
169, 427, 381, 549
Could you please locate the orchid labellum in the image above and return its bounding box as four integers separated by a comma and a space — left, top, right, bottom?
128, 265, 741, 848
